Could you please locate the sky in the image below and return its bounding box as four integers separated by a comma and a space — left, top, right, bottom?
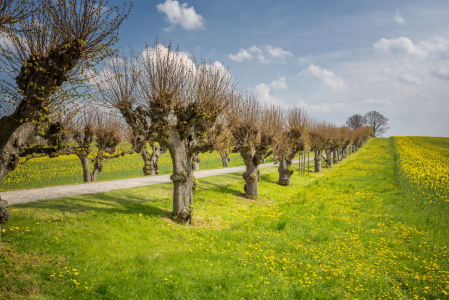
11, 0, 449, 137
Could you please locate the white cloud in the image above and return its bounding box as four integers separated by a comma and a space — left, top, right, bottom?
374, 37, 427, 57
228, 49, 253, 62
393, 10, 406, 24
156, 0, 204, 31
142, 44, 197, 72
418, 36, 449, 55
269, 77, 287, 89
228, 45, 292, 64
299, 64, 347, 91
264, 45, 293, 59
253, 77, 288, 105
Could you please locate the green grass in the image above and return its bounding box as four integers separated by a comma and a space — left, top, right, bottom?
1, 138, 447, 299
2, 148, 315, 191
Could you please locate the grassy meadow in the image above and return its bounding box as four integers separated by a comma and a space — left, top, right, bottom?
1, 138, 448, 299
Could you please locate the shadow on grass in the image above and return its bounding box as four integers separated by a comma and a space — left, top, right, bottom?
15, 193, 172, 219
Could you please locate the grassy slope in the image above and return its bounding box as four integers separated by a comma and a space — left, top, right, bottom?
1, 138, 448, 299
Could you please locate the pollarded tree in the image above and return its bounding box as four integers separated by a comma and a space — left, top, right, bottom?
94, 52, 167, 176
137, 43, 236, 224
231, 93, 276, 198
345, 114, 366, 130
71, 106, 123, 182
309, 120, 334, 173
321, 123, 337, 168
365, 111, 389, 137
271, 106, 309, 186
212, 112, 235, 168
0, 0, 132, 190
352, 126, 374, 150
338, 126, 353, 159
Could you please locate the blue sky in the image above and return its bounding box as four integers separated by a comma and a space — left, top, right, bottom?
102, 1, 448, 136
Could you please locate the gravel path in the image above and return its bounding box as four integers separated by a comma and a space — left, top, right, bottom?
1, 158, 314, 205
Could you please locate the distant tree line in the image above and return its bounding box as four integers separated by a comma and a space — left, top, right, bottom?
346, 111, 390, 137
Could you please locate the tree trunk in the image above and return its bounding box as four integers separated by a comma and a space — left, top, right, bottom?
278, 158, 293, 186
333, 149, 337, 164
241, 151, 260, 199
314, 149, 322, 173
192, 151, 200, 171
0, 198, 10, 254
167, 137, 194, 224
325, 149, 332, 168
141, 147, 152, 175
220, 152, 230, 167
142, 144, 166, 175
0, 118, 36, 189
91, 152, 103, 182
77, 153, 92, 182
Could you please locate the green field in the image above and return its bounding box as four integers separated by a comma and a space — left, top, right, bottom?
1, 138, 448, 299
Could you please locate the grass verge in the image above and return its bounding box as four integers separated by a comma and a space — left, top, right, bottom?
1, 138, 447, 299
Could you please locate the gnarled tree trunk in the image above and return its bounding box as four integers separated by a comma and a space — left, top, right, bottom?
141, 147, 152, 175
166, 136, 200, 224
77, 152, 103, 182
192, 151, 200, 171
241, 151, 260, 199
314, 149, 322, 173
0, 119, 35, 189
142, 144, 166, 175
219, 151, 230, 167
0, 198, 10, 254
278, 158, 294, 186
324, 149, 332, 168
333, 149, 338, 164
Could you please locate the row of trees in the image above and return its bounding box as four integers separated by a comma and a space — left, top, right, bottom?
0, 0, 374, 225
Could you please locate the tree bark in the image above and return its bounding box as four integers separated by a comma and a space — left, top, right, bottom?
0, 118, 36, 189
278, 158, 293, 186
141, 147, 152, 176
314, 149, 322, 173
76, 152, 103, 182
219, 152, 230, 167
333, 149, 338, 164
142, 144, 166, 175
166, 136, 195, 224
192, 151, 200, 171
241, 151, 260, 199
325, 149, 332, 168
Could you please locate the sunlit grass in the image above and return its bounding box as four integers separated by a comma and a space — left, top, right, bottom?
1, 138, 448, 299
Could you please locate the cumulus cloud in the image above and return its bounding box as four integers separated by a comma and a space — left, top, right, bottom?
228, 49, 252, 62
374, 36, 449, 83
299, 64, 347, 91
269, 77, 287, 89
374, 37, 427, 57
228, 45, 292, 64
265, 45, 293, 59
393, 10, 405, 24
253, 77, 288, 105
157, 0, 204, 31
